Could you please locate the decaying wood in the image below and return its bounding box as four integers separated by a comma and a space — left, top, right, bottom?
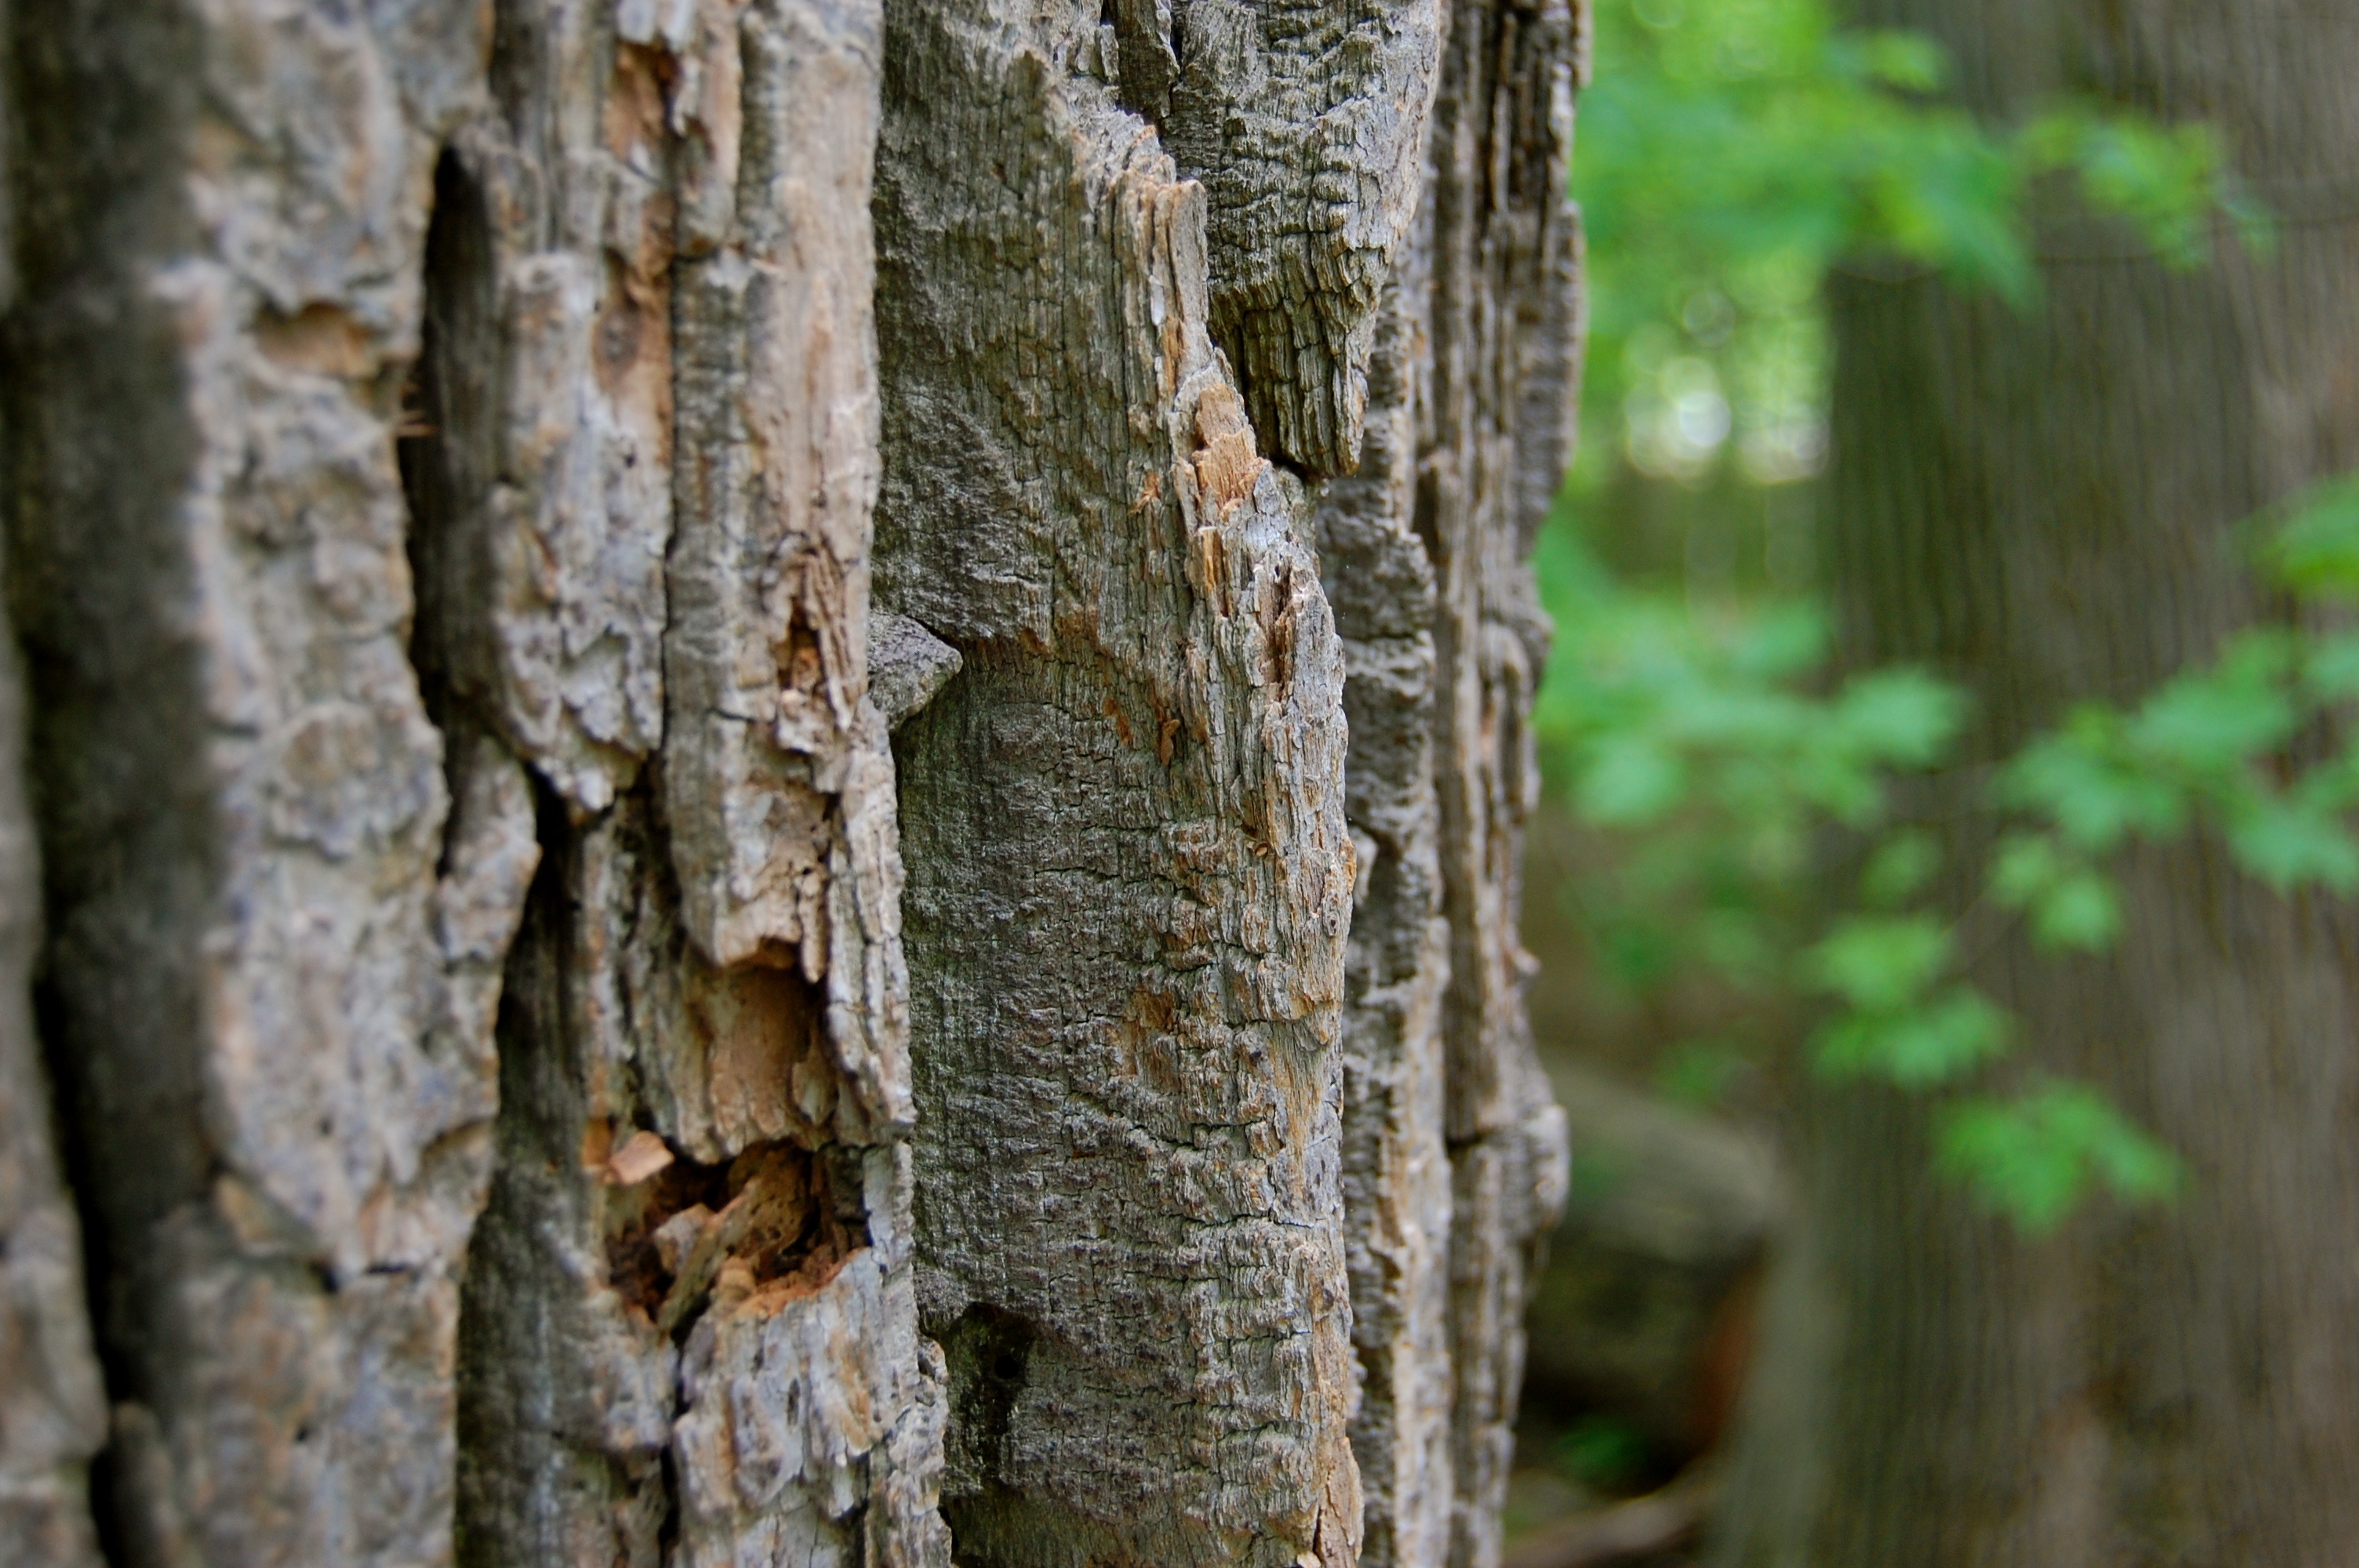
433, 3, 945, 1563
1423, 9, 1584, 1566
5, 1, 515, 1559
0, 0, 1582, 1562
1318, 4, 1587, 1559
873, 8, 1371, 1563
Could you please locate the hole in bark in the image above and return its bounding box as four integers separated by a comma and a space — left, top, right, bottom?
943, 1303, 1039, 1482
604, 1139, 861, 1340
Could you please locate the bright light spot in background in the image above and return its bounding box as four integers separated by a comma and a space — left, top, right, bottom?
1626, 356, 1732, 479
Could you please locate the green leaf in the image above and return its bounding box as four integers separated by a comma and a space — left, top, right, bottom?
2001, 728, 2186, 851
2030, 869, 2121, 951
1937, 1083, 2183, 1235
1657, 1040, 1750, 1107
1988, 833, 2063, 907
2226, 797, 2359, 893
1859, 830, 1939, 907
2301, 632, 2359, 700
1814, 985, 2010, 1087
2126, 660, 2297, 777
1805, 915, 1951, 1012
1849, 31, 1946, 93
1989, 834, 2120, 950
1828, 666, 1968, 767
1936, 1096, 2085, 1234
1578, 737, 1690, 824
2263, 472, 2359, 597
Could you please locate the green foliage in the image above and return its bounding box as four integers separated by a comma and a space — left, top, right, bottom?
1547, 459, 2359, 1230
1541, 0, 2317, 1236
1573, 0, 2258, 491
1937, 1084, 2184, 1236
2263, 473, 2359, 593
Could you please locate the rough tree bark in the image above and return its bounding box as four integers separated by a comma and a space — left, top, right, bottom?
0, 1, 1579, 1564
1714, 5, 2359, 1564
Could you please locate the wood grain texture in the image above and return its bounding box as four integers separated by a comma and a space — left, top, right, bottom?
874, 5, 1579, 1565
874, 7, 1365, 1563
1421, 9, 1582, 1566
1, 0, 948, 1561
1313, 9, 1587, 1565
1114, 0, 1445, 477
1318, 262, 1459, 1568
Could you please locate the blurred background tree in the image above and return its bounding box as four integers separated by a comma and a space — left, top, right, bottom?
1511, 0, 2359, 1562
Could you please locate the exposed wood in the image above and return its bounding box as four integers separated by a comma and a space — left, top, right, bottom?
872, 6, 1379, 1561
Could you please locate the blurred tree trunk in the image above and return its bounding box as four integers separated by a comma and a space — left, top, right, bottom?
1714, 5, 2359, 1564
0, 1, 1577, 1565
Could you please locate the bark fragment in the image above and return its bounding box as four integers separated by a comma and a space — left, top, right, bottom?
1131, 0, 1447, 476
875, 7, 1365, 1563
1320, 6, 1583, 1566
449, 4, 945, 1565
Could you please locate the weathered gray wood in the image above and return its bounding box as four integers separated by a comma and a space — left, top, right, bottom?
1, 0, 949, 1561
1314, 9, 1587, 1565
1114, 0, 1445, 476
0, 31, 110, 1542
0, 565, 106, 1568
1422, 9, 1583, 1566
4, 1, 513, 1559
442, 3, 947, 1564
1321, 264, 1460, 1568
873, 7, 1376, 1563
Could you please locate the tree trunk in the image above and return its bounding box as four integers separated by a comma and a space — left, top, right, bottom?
1714, 5, 2359, 1563
0, 1, 1578, 1563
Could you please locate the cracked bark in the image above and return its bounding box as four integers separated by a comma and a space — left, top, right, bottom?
0, 0, 1579, 1563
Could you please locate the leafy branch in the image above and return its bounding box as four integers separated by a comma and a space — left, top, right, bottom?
1539, 473, 2359, 1233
